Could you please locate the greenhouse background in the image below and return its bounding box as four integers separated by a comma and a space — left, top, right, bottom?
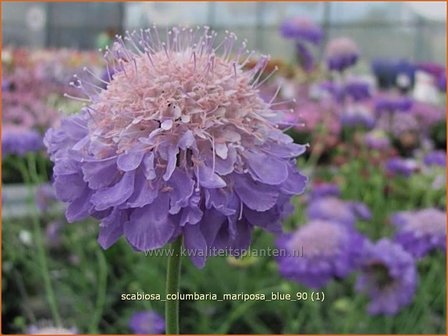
2, 2, 446, 63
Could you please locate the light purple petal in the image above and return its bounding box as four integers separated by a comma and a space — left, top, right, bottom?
98, 210, 126, 249
168, 169, 195, 213
81, 157, 119, 189
184, 224, 207, 268
233, 173, 278, 211
91, 170, 135, 210
54, 174, 86, 202
126, 170, 158, 208
117, 151, 144, 171
143, 152, 156, 180
244, 150, 288, 185
66, 188, 92, 222
196, 164, 226, 188
163, 145, 179, 181
281, 166, 308, 195
124, 193, 175, 250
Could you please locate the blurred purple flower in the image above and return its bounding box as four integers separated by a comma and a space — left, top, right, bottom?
340, 105, 375, 129
2, 79, 13, 91
385, 157, 418, 177
2, 69, 60, 130
129, 311, 165, 334
2, 126, 43, 157
343, 80, 372, 102
416, 62, 445, 79
378, 112, 419, 139
351, 202, 373, 221
280, 17, 323, 45
356, 239, 417, 315
437, 72, 446, 92
409, 101, 444, 131
392, 208, 446, 258
364, 130, 390, 150
45, 221, 64, 248
307, 197, 371, 228
325, 37, 359, 72
276, 220, 365, 289
371, 59, 415, 89
374, 95, 413, 115
309, 183, 341, 200
295, 42, 314, 72
44, 28, 308, 268
423, 150, 446, 167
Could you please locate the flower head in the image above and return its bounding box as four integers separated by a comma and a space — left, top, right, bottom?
45, 27, 308, 268
325, 37, 359, 72
379, 113, 419, 138
374, 94, 413, 115
371, 59, 415, 89
343, 80, 372, 102
356, 239, 417, 315
129, 310, 165, 334
2, 126, 43, 157
437, 72, 446, 92
424, 150, 446, 167
276, 220, 365, 288
309, 182, 340, 200
280, 17, 323, 45
307, 197, 371, 228
364, 130, 390, 150
410, 101, 445, 131
392, 208, 446, 258
385, 157, 418, 177
340, 105, 375, 129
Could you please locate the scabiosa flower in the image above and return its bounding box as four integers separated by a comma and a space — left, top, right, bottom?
385, 157, 418, 177
44, 27, 308, 268
325, 37, 359, 72
340, 105, 375, 129
410, 101, 445, 131
374, 94, 413, 115
129, 310, 165, 334
280, 17, 322, 73
343, 80, 372, 102
371, 59, 415, 90
377, 112, 419, 141
416, 62, 445, 80
2, 126, 43, 157
355, 239, 417, 315
437, 72, 446, 92
391, 208, 446, 258
276, 220, 365, 289
309, 182, 341, 200
280, 17, 323, 45
364, 129, 390, 150
424, 150, 446, 167
307, 197, 371, 228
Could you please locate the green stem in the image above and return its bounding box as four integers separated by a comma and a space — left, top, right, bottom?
88, 249, 108, 334
15, 155, 62, 326
165, 236, 183, 334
